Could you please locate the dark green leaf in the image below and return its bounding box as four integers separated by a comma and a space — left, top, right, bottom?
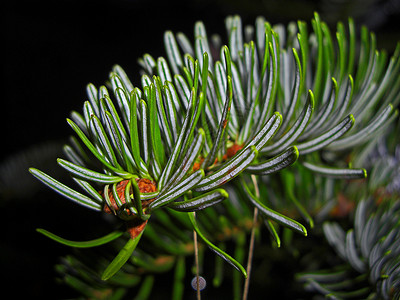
37, 229, 123, 248
29, 168, 102, 211
262, 90, 314, 155
196, 146, 258, 192
245, 111, 282, 151
302, 161, 367, 179
188, 212, 247, 277
264, 220, 281, 247
72, 177, 103, 204
203, 75, 233, 169
57, 158, 123, 183
66, 118, 131, 177
297, 114, 355, 154
162, 129, 205, 193
169, 189, 229, 212
112, 65, 134, 92
148, 82, 166, 167
242, 177, 307, 236
150, 170, 204, 210
246, 146, 299, 175
134, 275, 154, 300
102, 232, 145, 281
327, 104, 396, 151
164, 31, 183, 75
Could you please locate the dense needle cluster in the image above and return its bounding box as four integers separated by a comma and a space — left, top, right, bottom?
29, 12, 399, 298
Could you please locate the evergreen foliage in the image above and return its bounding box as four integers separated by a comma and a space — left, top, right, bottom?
29, 12, 400, 298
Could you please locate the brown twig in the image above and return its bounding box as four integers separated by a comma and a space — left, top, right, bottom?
242, 175, 260, 300
193, 212, 201, 300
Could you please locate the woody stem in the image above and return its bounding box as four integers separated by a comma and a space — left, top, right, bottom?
242, 175, 259, 300
194, 212, 201, 300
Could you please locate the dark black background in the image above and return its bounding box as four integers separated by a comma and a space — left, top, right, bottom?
4, 0, 400, 158
2, 0, 400, 298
